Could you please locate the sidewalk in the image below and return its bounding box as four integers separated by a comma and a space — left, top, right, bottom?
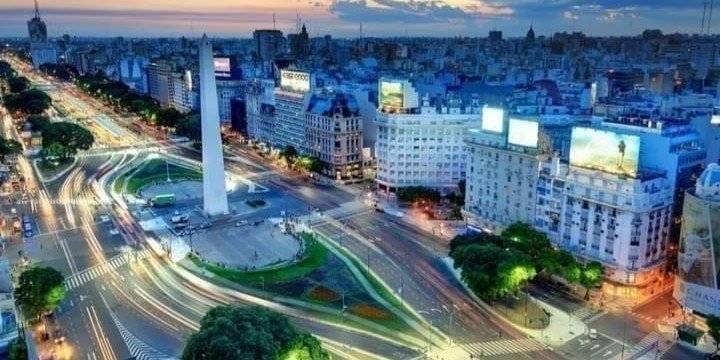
442, 257, 587, 347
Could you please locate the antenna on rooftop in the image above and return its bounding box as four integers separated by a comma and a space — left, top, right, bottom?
710, 0, 716, 34
702, 1, 709, 34
34, 0, 40, 18
273, 13, 276, 30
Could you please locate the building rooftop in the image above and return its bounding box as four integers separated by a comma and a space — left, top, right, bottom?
306, 92, 360, 117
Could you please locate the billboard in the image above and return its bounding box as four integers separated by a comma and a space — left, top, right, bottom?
712, 114, 720, 125
482, 107, 504, 133
508, 118, 539, 147
379, 81, 404, 109
214, 57, 231, 77
280, 70, 310, 93
569, 127, 640, 177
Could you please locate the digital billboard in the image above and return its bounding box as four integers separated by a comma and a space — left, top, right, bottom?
213, 57, 230, 76
712, 114, 720, 125
379, 81, 404, 109
508, 118, 539, 147
569, 127, 640, 177
482, 107, 504, 133
280, 70, 310, 93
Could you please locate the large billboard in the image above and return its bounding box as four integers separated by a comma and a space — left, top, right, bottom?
214, 57, 231, 73
482, 107, 504, 133
674, 192, 720, 316
379, 81, 404, 109
569, 127, 640, 177
508, 118, 539, 147
280, 70, 310, 93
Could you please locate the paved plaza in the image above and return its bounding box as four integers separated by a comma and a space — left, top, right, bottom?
140, 180, 204, 201
192, 220, 301, 269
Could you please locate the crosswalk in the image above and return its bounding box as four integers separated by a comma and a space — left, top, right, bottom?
573, 307, 605, 321
626, 332, 672, 360
64, 250, 151, 290
460, 338, 548, 357
109, 298, 176, 360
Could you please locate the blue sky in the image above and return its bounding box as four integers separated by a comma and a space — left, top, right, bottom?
0, 0, 709, 38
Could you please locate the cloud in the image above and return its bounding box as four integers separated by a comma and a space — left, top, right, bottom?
328, 0, 511, 23
563, 10, 579, 20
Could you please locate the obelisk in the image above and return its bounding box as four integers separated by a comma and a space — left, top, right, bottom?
198, 34, 228, 215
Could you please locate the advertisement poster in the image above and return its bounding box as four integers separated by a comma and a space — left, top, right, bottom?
508, 118, 539, 147
380, 81, 404, 109
482, 107, 504, 133
569, 127, 640, 177
280, 70, 311, 93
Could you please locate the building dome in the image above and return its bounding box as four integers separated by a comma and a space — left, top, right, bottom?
696, 163, 720, 198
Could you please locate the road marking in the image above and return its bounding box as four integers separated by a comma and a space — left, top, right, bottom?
460, 339, 547, 357
64, 250, 150, 290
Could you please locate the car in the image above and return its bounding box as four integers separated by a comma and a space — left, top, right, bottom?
53, 329, 65, 344
588, 328, 598, 340
235, 220, 249, 227
24, 230, 33, 238
199, 221, 211, 229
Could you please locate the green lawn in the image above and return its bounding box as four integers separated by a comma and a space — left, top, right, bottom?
191, 234, 328, 285
114, 158, 202, 194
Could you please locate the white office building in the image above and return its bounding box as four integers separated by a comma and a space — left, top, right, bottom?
273, 70, 312, 151
375, 78, 481, 194
464, 113, 552, 233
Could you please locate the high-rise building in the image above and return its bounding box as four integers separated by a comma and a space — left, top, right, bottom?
198, 34, 228, 216
273, 69, 312, 152
288, 24, 310, 60
246, 79, 276, 145
306, 91, 364, 181
375, 78, 481, 195
464, 113, 555, 233
119, 57, 149, 93
27, 0, 56, 69
674, 163, 720, 316
216, 79, 245, 122
253, 30, 285, 62
146, 61, 173, 106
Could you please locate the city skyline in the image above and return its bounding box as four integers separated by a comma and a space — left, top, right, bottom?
0, 0, 715, 38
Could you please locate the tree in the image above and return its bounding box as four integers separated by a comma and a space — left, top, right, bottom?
580, 261, 604, 300
7, 77, 30, 93
0, 138, 22, 162
707, 315, 720, 354
280, 145, 298, 163
3, 89, 52, 115
175, 115, 201, 142
182, 305, 329, 360
26, 114, 51, 133
0, 60, 14, 79
8, 338, 27, 360
396, 186, 441, 203
14, 266, 66, 320
41, 122, 95, 160
296, 156, 324, 173
502, 222, 552, 269
156, 108, 184, 128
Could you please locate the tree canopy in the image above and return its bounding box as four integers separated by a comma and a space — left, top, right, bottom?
707, 315, 720, 354
7, 77, 30, 93
182, 305, 328, 360
41, 122, 95, 160
0, 138, 23, 162
26, 114, 51, 133
76, 73, 162, 123
3, 89, 52, 115
39, 63, 78, 81
296, 155, 324, 173
8, 338, 27, 360
0, 61, 14, 79
175, 115, 201, 142
13, 266, 66, 320
396, 186, 441, 203
450, 222, 605, 301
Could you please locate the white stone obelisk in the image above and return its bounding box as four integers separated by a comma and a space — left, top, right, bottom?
198, 34, 228, 216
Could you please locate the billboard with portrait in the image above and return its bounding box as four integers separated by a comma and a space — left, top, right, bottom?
482, 107, 504, 133
569, 127, 640, 177
280, 70, 310, 93
379, 81, 404, 109
508, 118, 539, 147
